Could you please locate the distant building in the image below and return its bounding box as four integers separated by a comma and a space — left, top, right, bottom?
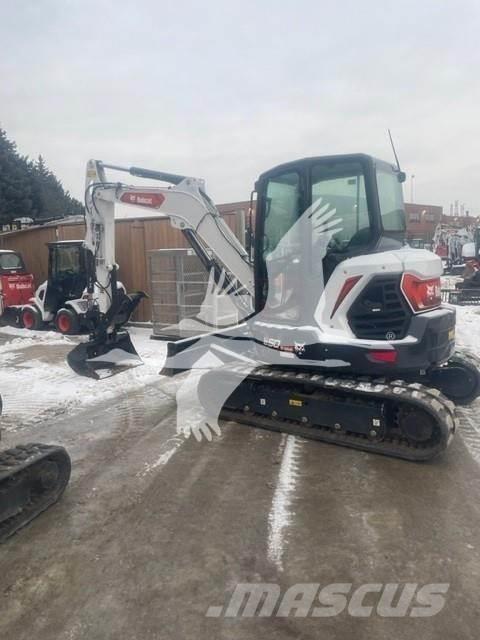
441, 213, 480, 228
404, 203, 443, 244
13, 217, 34, 228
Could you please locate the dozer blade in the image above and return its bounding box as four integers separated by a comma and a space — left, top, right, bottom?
67, 331, 143, 379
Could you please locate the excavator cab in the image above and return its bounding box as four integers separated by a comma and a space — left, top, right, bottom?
253, 154, 407, 319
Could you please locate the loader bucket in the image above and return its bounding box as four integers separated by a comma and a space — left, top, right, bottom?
67, 331, 143, 379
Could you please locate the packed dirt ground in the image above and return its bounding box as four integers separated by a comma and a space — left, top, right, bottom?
1, 313, 480, 639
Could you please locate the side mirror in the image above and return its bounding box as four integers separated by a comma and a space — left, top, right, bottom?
397, 171, 407, 183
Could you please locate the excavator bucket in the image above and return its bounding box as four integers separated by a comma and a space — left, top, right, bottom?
67, 331, 143, 379
67, 290, 147, 379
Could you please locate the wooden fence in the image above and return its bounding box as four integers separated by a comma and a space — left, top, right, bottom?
0, 212, 245, 322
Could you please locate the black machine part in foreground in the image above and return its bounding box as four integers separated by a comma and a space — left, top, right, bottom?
0, 444, 71, 543
0, 397, 71, 542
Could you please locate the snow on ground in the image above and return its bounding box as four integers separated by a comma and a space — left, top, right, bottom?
448, 304, 480, 464
440, 275, 479, 351
455, 305, 480, 351
0, 325, 167, 433
441, 274, 462, 290
267, 434, 302, 572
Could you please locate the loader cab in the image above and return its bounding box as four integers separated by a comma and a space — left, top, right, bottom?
0, 250, 28, 275
254, 153, 407, 314
44, 241, 91, 312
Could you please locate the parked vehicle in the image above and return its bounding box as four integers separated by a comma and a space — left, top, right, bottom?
66, 155, 480, 462
0, 250, 35, 319
21, 240, 133, 335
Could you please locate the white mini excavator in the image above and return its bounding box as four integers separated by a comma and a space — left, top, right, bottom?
64, 155, 480, 462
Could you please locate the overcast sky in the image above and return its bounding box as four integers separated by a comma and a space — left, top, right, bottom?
1, 0, 480, 213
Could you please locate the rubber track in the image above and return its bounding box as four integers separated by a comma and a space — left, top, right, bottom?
0, 443, 71, 543
218, 366, 459, 462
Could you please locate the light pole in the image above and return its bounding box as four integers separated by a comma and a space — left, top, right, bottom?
410, 174, 415, 203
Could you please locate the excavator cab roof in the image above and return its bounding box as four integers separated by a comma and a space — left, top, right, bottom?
255, 153, 405, 187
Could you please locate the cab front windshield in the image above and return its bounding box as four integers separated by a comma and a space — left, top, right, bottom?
51, 246, 81, 279
262, 161, 373, 261
0, 252, 23, 271
262, 161, 406, 262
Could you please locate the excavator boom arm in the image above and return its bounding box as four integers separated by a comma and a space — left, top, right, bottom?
84, 160, 254, 314
67, 160, 254, 379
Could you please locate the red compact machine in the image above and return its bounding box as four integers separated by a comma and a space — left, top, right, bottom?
0, 250, 35, 317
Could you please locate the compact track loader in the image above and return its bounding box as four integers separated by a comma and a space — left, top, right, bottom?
66, 154, 480, 461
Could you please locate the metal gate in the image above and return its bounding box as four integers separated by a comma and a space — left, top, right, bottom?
148, 248, 241, 339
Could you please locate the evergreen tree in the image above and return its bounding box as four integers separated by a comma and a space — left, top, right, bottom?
0, 127, 83, 224
0, 129, 33, 222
